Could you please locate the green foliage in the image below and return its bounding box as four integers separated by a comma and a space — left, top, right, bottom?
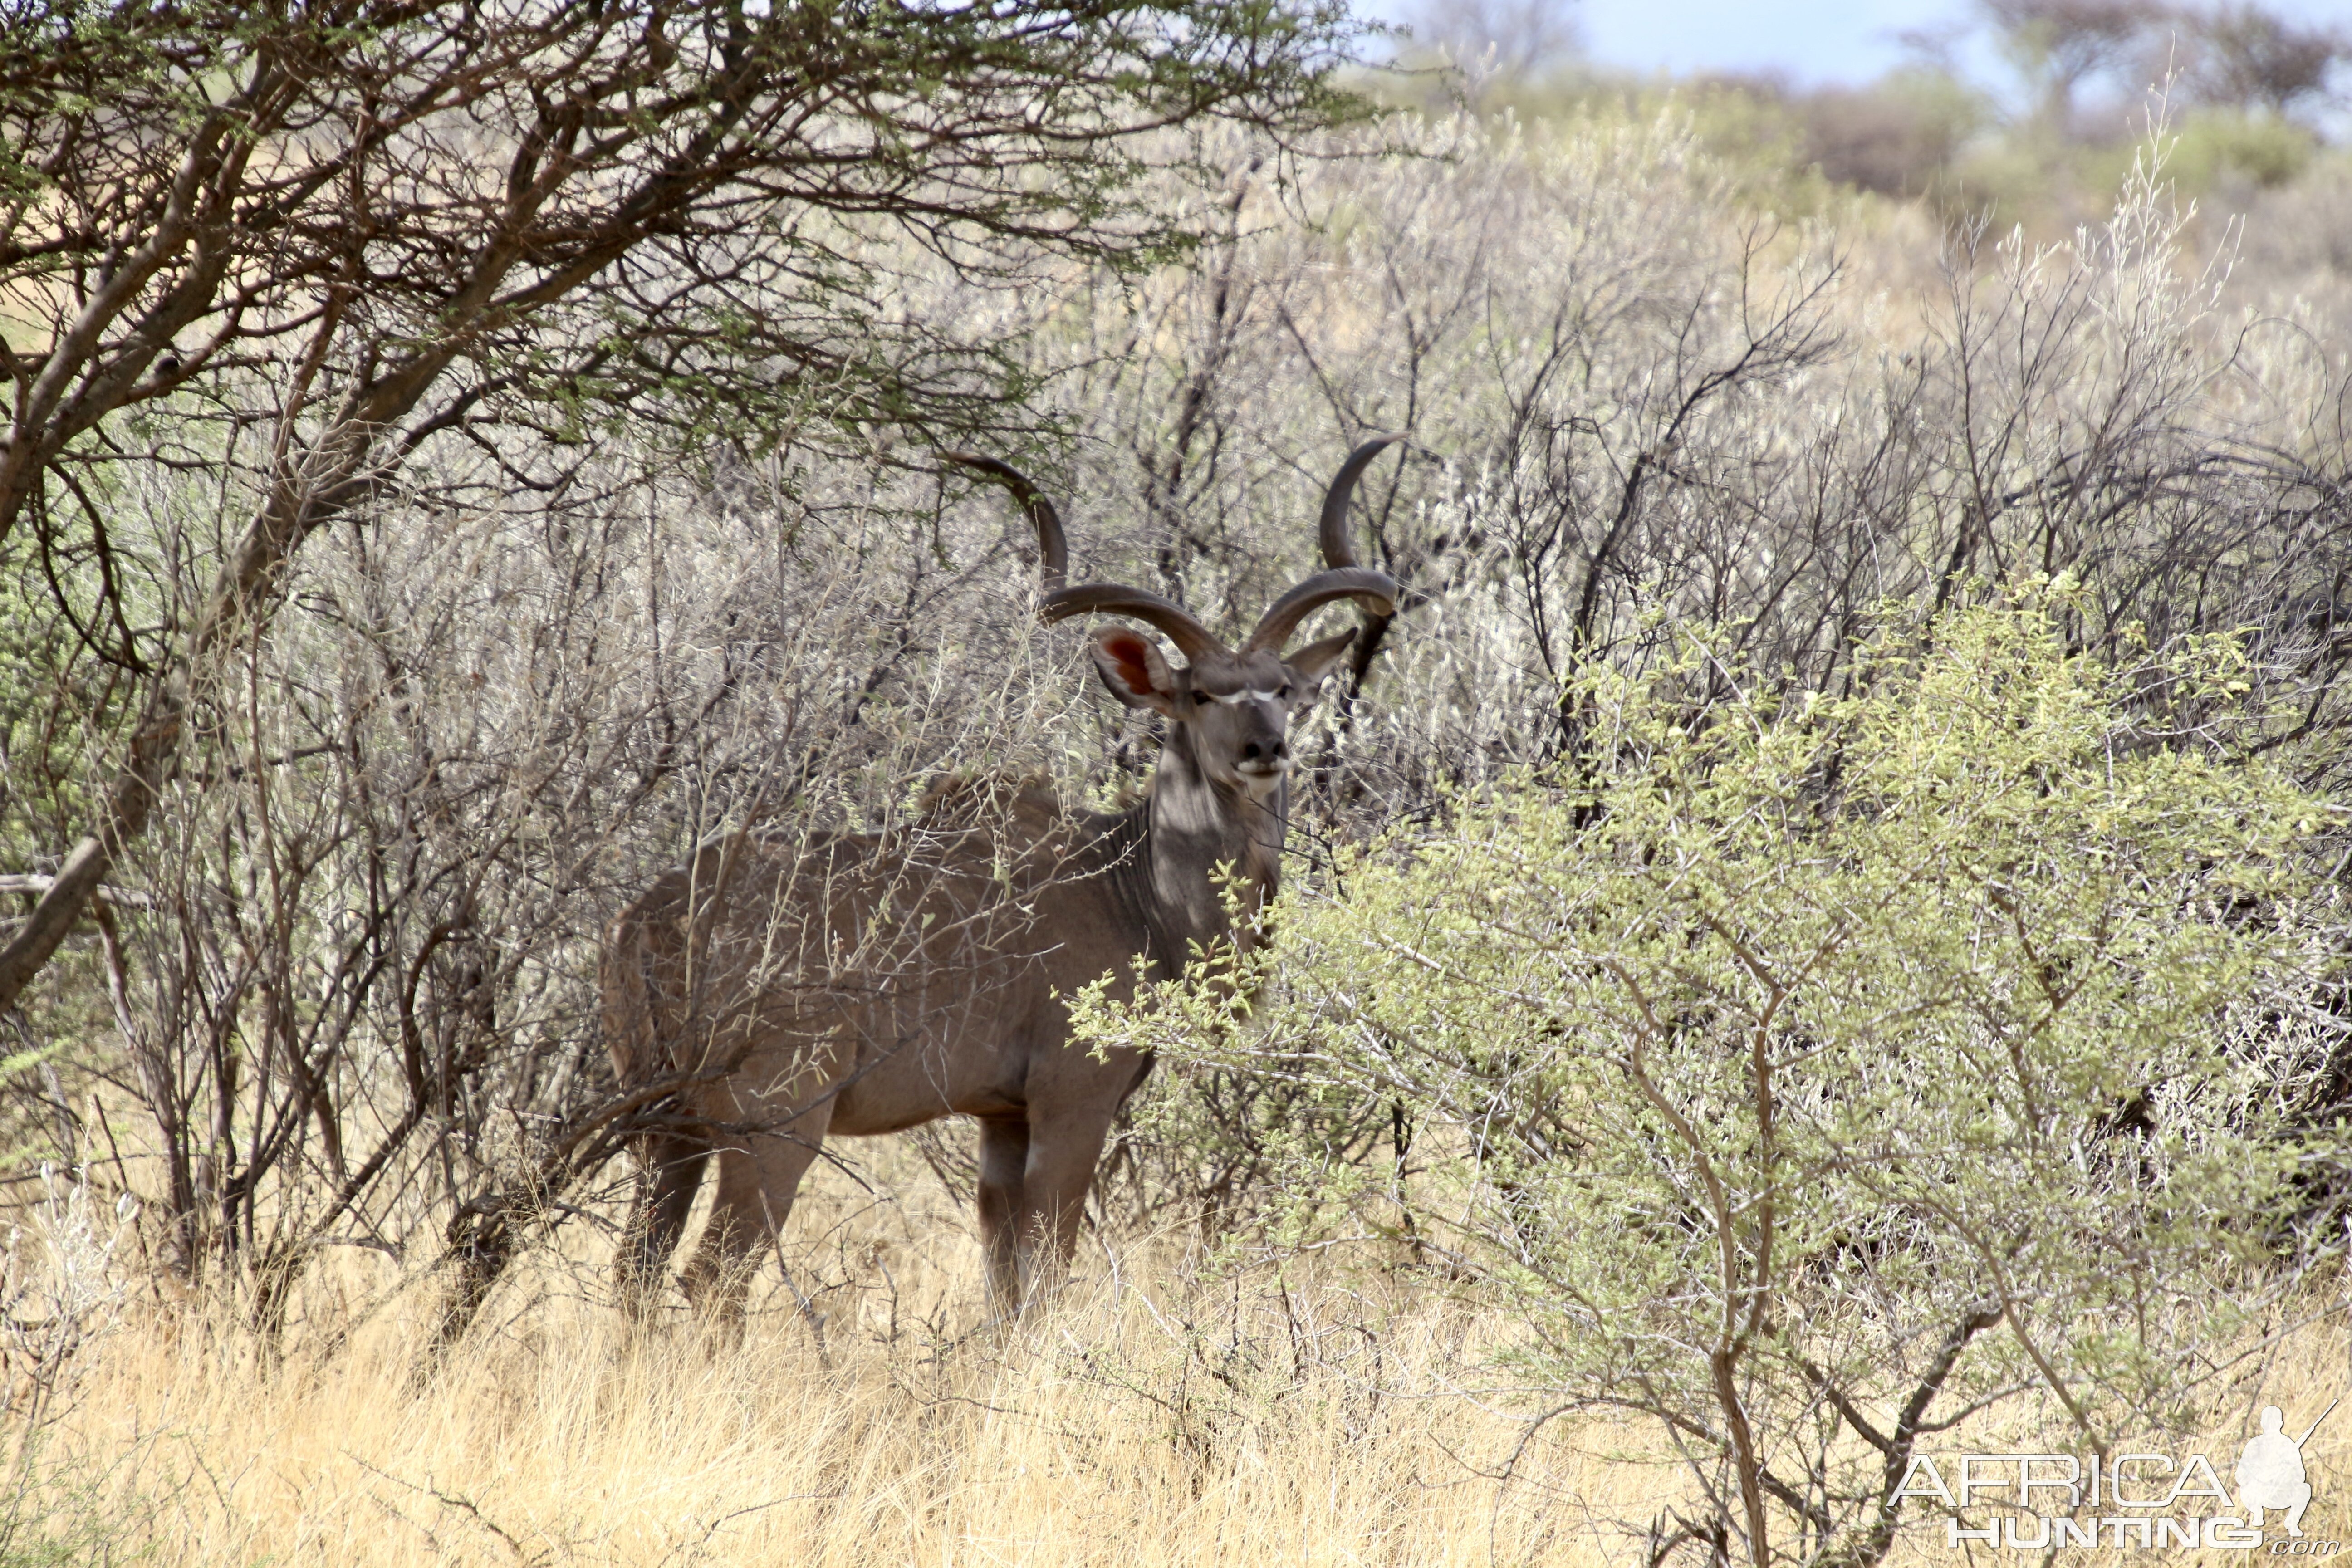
0, 1441, 147, 1568
1078, 591, 2344, 1563
2164, 107, 2320, 191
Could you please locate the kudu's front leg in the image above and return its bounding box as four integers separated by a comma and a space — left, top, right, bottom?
975, 1116, 1031, 1312
1011, 1107, 1119, 1303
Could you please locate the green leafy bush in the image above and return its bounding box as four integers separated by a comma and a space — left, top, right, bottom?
1078, 591, 2345, 1566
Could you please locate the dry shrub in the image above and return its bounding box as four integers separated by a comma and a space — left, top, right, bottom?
16, 109, 2343, 1285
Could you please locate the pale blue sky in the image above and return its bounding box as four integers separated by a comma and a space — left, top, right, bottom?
1579, 0, 1996, 84
1382, 0, 2352, 89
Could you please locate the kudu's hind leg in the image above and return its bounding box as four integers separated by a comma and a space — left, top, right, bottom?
680, 1099, 833, 1324
975, 1117, 1030, 1312
616, 1133, 708, 1323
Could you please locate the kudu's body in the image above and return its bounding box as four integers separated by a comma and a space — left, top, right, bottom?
602, 440, 1402, 1313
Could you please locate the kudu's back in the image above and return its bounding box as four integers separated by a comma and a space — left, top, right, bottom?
600, 777, 1142, 1138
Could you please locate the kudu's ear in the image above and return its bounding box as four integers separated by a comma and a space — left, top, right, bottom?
1284, 627, 1360, 689
1089, 628, 1182, 715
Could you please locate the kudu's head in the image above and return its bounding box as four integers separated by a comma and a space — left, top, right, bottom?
949, 440, 1405, 805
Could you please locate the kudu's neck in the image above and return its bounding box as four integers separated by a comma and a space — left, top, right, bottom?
1095, 720, 1284, 981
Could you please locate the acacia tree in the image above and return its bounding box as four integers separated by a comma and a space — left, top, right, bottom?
0, 0, 1359, 1013
2187, 3, 2348, 118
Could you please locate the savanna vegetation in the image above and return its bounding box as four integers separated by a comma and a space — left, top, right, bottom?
3, 0, 2350, 1563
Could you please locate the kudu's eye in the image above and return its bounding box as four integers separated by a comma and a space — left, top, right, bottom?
1279, 682, 1293, 701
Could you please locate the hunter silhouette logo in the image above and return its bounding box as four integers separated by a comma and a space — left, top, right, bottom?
2239, 1400, 2333, 1538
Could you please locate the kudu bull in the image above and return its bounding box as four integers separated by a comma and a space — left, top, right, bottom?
601, 439, 1405, 1316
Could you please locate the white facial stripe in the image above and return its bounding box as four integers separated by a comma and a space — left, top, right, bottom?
1205, 688, 1284, 706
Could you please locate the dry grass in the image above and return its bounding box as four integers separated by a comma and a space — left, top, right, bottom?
21, 1151, 1664, 1567
18, 1147, 2352, 1566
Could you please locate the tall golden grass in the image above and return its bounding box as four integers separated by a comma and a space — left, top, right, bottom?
23, 1152, 1646, 1566
19, 1147, 2352, 1565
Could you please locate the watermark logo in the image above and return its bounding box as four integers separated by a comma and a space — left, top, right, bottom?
1898, 1398, 2339, 1552
2239, 1401, 2330, 1539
